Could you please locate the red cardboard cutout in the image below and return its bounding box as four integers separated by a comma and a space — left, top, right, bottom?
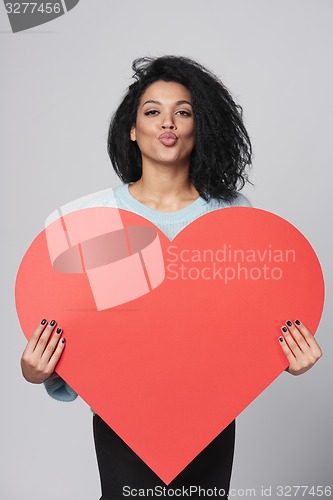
15, 207, 324, 484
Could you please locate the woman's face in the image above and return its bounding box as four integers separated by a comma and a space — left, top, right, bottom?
130, 81, 195, 169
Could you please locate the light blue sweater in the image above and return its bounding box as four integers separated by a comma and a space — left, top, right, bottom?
44, 183, 251, 402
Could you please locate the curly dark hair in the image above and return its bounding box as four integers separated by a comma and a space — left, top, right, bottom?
107, 56, 252, 201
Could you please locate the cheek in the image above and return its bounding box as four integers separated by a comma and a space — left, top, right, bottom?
135, 123, 155, 142
185, 122, 195, 139
186, 127, 195, 145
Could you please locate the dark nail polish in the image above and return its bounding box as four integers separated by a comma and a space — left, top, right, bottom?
56, 328, 62, 334
41, 319, 47, 325
50, 320, 56, 327
61, 338, 66, 344
286, 320, 292, 327
281, 326, 288, 333
295, 319, 301, 325
279, 337, 284, 342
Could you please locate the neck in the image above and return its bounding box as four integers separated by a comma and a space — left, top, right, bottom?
128, 163, 200, 212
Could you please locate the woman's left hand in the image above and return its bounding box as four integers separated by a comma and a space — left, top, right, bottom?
278, 319, 322, 376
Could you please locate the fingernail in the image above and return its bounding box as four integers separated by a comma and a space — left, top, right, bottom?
56, 328, 62, 334
279, 337, 284, 342
41, 319, 47, 325
61, 338, 66, 343
295, 319, 301, 325
286, 320, 292, 327
281, 326, 288, 333
50, 320, 56, 327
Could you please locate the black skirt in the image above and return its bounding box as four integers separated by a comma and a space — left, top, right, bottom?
93, 414, 235, 499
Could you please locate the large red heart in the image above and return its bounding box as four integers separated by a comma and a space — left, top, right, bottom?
15, 207, 324, 484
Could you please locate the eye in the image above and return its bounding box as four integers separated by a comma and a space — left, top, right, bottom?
176, 110, 192, 117
144, 110, 160, 116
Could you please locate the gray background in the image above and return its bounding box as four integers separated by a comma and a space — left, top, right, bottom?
1, 1, 332, 498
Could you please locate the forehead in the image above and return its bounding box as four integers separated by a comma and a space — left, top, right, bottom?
139, 81, 192, 104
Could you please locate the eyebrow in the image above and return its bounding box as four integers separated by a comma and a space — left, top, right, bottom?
141, 99, 193, 108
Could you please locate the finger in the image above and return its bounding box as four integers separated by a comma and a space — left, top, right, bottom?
23, 319, 48, 354
33, 319, 57, 357
294, 319, 312, 338
294, 319, 323, 360
294, 319, 313, 346
278, 335, 296, 365
41, 327, 63, 362
284, 320, 310, 352
47, 337, 66, 373
280, 325, 301, 356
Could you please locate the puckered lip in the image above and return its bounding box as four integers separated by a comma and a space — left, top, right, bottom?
158, 132, 178, 140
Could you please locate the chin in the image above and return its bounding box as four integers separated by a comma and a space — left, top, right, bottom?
157, 152, 186, 164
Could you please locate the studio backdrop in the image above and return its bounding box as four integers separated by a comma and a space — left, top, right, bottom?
1, 1, 332, 499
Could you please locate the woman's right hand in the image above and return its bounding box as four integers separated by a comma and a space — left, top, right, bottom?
21, 319, 66, 384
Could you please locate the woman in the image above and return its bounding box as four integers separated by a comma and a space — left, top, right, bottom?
21, 56, 322, 499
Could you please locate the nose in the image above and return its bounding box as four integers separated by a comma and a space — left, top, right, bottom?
161, 113, 177, 130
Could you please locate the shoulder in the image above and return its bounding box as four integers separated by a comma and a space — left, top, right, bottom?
228, 192, 252, 208
205, 192, 252, 211
81, 186, 121, 209
81, 184, 132, 210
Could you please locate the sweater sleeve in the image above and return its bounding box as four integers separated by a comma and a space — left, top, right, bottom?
44, 376, 78, 402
